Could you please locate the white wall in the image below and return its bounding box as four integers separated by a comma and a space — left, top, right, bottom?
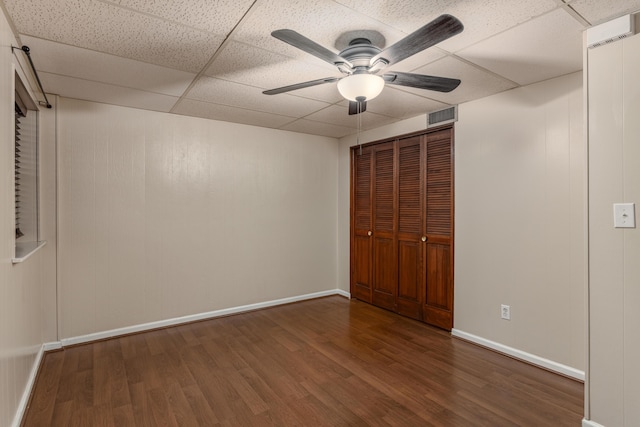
0, 7, 57, 427
587, 30, 640, 427
338, 72, 585, 373
454, 72, 585, 371
57, 98, 338, 340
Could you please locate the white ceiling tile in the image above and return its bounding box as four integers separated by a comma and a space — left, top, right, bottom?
400, 56, 517, 104
21, 36, 196, 97
204, 41, 342, 101
304, 105, 397, 129
334, 0, 559, 52
185, 76, 331, 117
568, 0, 640, 24
359, 87, 450, 118
231, 0, 405, 63
40, 72, 179, 112
173, 98, 297, 129
457, 9, 584, 86
118, 0, 254, 33
3, 0, 222, 72
388, 47, 449, 73
280, 118, 355, 138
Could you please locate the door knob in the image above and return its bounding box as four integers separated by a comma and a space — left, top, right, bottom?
368, 231, 372, 236
421, 236, 427, 242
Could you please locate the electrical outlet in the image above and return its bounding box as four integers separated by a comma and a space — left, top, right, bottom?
501, 304, 511, 320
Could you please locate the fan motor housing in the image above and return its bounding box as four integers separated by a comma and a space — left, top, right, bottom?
339, 39, 381, 68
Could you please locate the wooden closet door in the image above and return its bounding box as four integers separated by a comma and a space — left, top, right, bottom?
423, 128, 454, 329
371, 142, 397, 311
351, 146, 373, 303
396, 136, 424, 320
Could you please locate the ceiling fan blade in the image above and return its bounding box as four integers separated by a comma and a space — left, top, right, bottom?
271, 29, 353, 68
263, 77, 340, 95
384, 72, 461, 93
371, 14, 463, 67
348, 100, 367, 115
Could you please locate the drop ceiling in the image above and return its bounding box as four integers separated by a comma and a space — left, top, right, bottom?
2, 0, 639, 138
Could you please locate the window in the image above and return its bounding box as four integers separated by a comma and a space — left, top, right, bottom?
13, 72, 42, 262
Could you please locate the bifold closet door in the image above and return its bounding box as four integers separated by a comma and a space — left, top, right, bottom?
350, 125, 454, 330
371, 142, 397, 311
395, 136, 424, 320
351, 145, 373, 303
423, 128, 454, 329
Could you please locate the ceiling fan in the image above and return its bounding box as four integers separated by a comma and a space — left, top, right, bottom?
263, 14, 464, 115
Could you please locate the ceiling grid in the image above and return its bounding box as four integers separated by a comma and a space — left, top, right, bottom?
3, 0, 639, 137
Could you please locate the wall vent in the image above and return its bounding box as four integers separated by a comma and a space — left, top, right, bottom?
427, 106, 457, 128
587, 14, 635, 49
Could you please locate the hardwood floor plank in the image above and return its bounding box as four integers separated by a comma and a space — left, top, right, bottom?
181, 384, 220, 426
23, 296, 583, 426
112, 404, 136, 426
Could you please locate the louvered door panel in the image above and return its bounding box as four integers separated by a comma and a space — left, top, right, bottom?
351, 147, 373, 302
397, 137, 423, 320
372, 143, 397, 311
374, 147, 394, 232
424, 128, 454, 330
426, 131, 452, 236
354, 150, 371, 231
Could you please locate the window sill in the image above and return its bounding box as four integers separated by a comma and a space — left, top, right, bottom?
13, 240, 47, 264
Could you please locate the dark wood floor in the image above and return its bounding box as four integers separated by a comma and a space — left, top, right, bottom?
23, 296, 583, 426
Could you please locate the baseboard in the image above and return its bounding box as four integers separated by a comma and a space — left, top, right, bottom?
11, 344, 45, 427
61, 289, 348, 347
43, 341, 62, 351
334, 289, 351, 298
451, 329, 585, 381
582, 419, 605, 427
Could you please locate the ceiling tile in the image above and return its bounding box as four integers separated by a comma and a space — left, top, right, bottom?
204, 41, 342, 101
21, 36, 196, 97
334, 0, 559, 52
280, 118, 355, 138
359, 87, 450, 118
568, 0, 640, 24
457, 9, 584, 86
400, 56, 517, 104
173, 98, 297, 129
40, 72, 179, 112
3, 0, 222, 72
118, 0, 254, 34
231, 0, 405, 63
185, 76, 331, 117
304, 104, 398, 129
388, 47, 449, 73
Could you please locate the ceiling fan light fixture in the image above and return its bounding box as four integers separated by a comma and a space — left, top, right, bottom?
337, 73, 385, 102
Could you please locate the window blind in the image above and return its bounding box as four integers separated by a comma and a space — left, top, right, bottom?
15, 102, 25, 239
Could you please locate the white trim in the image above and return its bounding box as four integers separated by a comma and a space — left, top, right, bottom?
12, 240, 47, 263
11, 345, 45, 427
61, 289, 348, 347
451, 329, 585, 381
334, 289, 351, 298
582, 419, 606, 427
43, 341, 62, 352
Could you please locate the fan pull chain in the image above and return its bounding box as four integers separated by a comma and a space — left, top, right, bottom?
356, 96, 364, 155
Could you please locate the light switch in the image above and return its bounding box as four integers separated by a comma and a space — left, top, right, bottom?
614, 203, 636, 228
